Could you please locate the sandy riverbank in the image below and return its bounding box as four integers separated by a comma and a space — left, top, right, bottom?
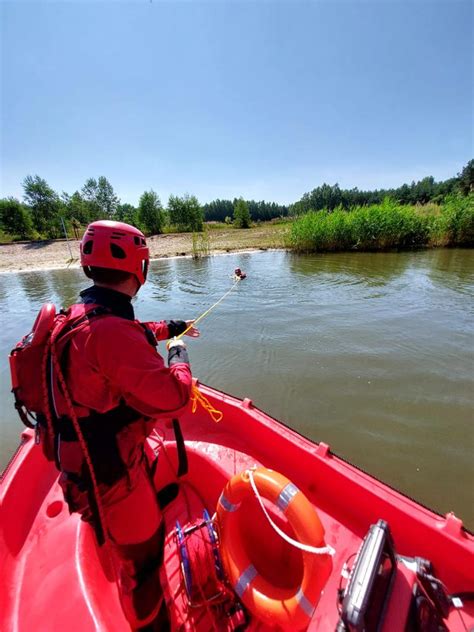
0, 224, 289, 274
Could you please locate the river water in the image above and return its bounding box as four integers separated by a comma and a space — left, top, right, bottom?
0, 249, 473, 529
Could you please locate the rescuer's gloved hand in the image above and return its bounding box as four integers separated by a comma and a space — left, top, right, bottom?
166, 320, 187, 338
166, 319, 200, 338
167, 337, 190, 366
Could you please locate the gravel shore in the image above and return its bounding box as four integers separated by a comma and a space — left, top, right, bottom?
0, 225, 288, 274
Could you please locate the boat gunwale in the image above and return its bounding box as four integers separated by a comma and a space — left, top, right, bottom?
196, 381, 474, 538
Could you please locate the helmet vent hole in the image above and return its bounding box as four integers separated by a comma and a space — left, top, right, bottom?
110, 244, 126, 259
83, 240, 93, 255
134, 236, 140, 245
141, 238, 146, 245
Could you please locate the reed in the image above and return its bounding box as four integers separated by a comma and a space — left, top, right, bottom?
290, 196, 474, 253
191, 226, 211, 258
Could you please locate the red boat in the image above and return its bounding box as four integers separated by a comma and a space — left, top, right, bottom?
1, 382, 473, 631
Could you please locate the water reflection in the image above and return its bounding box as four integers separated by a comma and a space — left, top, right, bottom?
177, 257, 212, 296
49, 269, 84, 308
287, 251, 411, 286
146, 259, 174, 302
425, 248, 474, 295
17, 271, 54, 304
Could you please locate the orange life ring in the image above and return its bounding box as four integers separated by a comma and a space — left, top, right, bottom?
216, 467, 333, 630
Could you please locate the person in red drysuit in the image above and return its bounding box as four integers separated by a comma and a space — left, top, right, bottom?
50, 220, 197, 630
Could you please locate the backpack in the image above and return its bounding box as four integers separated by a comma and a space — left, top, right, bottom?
9, 303, 109, 430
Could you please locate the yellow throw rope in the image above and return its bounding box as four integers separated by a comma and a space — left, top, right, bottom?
176, 276, 242, 423
176, 277, 241, 340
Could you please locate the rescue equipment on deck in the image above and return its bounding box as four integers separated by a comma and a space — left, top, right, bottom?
175, 509, 247, 628
175, 509, 229, 607
216, 467, 334, 630
336, 520, 458, 632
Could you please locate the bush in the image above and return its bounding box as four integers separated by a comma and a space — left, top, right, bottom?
290, 197, 473, 253
437, 194, 474, 246
0, 198, 34, 239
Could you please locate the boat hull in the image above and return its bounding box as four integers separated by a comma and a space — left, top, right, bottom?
1, 382, 473, 630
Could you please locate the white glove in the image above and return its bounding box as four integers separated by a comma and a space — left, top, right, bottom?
166, 337, 186, 351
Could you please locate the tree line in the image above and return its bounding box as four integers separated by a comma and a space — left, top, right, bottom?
202, 199, 289, 223
0, 176, 205, 240
290, 160, 473, 215
0, 176, 262, 240
0, 160, 472, 240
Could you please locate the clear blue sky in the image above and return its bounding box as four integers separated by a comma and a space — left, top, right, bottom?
1, 1, 472, 206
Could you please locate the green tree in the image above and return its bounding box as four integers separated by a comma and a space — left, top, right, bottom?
458, 160, 474, 195
203, 199, 234, 222
81, 178, 101, 219
138, 190, 164, 235
81, 176, 119, 219
97, 176, 119, 217
187, 194, 203, 231
168, 194, 203, 232
22, 175, 60, 235
0, 197, 34, 238
233, 197, 251, 228
66, 191, 90, 225
117, 203, 139, 225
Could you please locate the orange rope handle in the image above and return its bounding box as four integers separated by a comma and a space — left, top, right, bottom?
190, 385, 223, 423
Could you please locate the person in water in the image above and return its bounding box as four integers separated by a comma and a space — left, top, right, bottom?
233, 268, 247, 280
50, 220, 197, 629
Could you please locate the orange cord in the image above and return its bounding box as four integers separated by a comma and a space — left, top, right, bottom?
190, 385, 223, 423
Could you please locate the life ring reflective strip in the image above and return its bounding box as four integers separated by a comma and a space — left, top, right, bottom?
216, 468, 333, 630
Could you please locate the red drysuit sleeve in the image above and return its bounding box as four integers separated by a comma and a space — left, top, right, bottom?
143, 321, 170, 341
91, 318, 192, 418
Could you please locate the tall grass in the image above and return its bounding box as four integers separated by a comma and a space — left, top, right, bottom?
191, 226, 211, 258
290, 196, 474, 253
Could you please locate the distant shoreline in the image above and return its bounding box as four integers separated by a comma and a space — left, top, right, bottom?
0, 224, 289, 274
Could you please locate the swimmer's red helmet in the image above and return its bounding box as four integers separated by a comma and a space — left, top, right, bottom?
234, 268, 246, 279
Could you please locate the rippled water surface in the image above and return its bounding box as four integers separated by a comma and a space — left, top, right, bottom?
1, 249, 473, 528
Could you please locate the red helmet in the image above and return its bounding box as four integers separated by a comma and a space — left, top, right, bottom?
80, 220, 149, 286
